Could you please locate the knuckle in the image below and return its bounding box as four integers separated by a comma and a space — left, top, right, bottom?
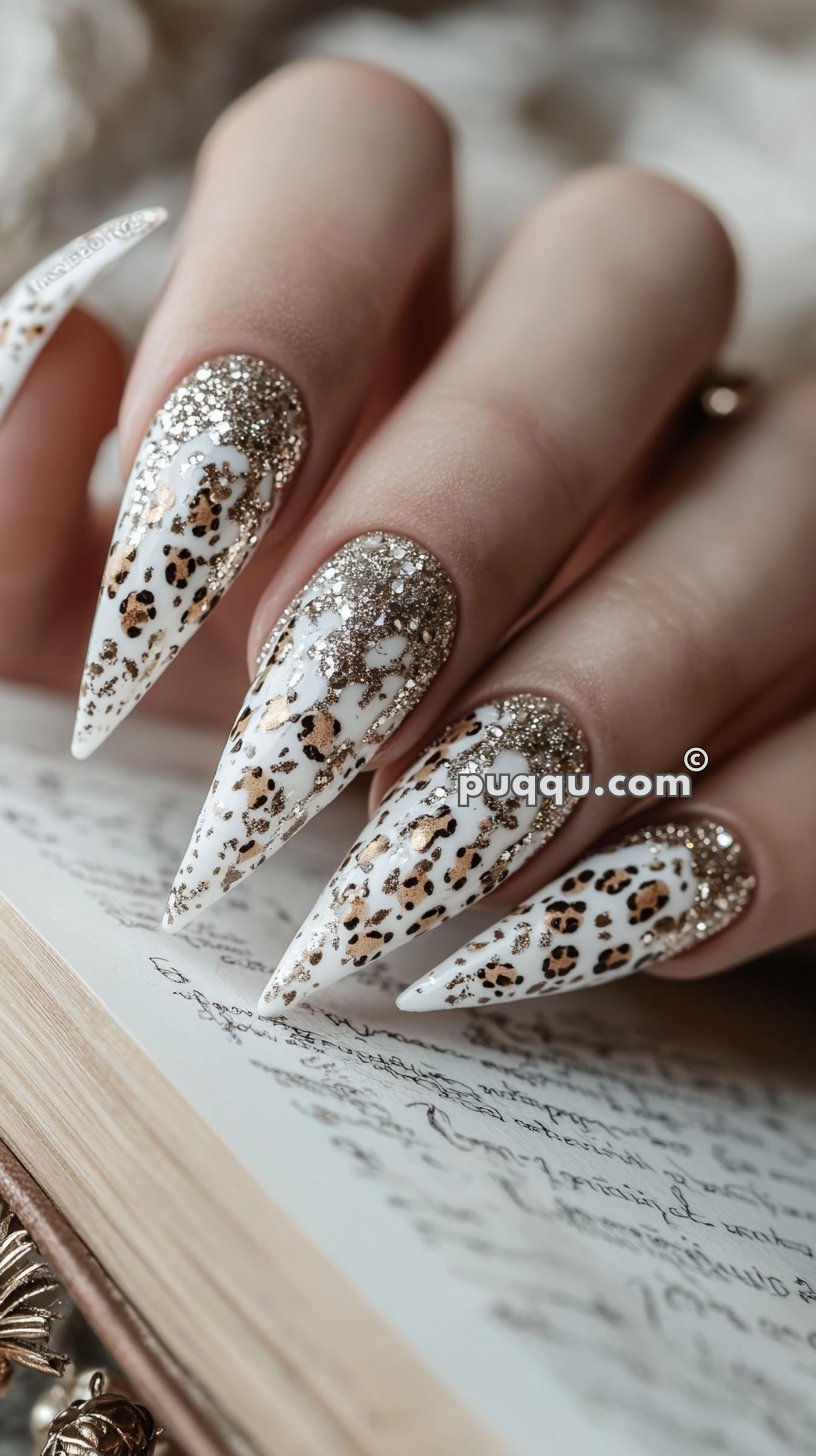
329, 60, 453, 151
289, 255, 386, 395
203, 59, 451, 172
601, 563, 746, 714
435, 390, 589, 530
518, 166, 736, 315
510, 403, 589, 526
199, 82, 263, 160
558, 166, 732, 251
770, 374, 816, 461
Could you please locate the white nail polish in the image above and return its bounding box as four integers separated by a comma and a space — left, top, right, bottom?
164, 533, 458, 932
72, 355, 309, 758
0, 208, 166, 426
257, 695, 588, 1016
397, 821, 756, 1012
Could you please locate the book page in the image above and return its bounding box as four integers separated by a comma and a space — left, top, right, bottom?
1, 683, 815, 1456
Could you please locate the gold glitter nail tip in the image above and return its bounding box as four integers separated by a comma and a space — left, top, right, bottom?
257, 693, 588, 1016
397, 819, 756, 1012
163, 532, 459, 932
72, 355, 309, 758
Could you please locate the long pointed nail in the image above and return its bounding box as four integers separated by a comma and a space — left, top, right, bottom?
0, 207, 166, 426
164, 532, 458, 932
397, 820, 756, 1012
72, 355, 309, 758
257, 694, 588, 1016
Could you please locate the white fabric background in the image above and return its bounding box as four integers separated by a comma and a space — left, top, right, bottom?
1, 0, 816, 374
0, 1, 814, 1447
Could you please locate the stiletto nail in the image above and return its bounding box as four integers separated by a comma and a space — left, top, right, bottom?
72, 355, 309, 758
258, 694, 588, 1015
0, 207, 166, 425
397, 820, 756, 1012
164, 532, 458, 931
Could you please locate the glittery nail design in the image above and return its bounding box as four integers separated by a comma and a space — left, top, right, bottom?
397, 820, 756, 1012
257, 694, 588, 1015
164, 533, 458, 930
0, 207, 166, 425
72, 355, 308, 758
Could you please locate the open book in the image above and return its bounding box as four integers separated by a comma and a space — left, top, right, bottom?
1, 682, 814, 1456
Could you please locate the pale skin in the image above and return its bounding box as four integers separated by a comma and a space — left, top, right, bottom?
1, 59, 814, 993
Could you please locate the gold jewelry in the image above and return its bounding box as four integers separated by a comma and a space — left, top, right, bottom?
40, 1370, 160, 1456
0, 1206, 67, 1392
32, 1369, 178, 1456
698, 372, 757, 420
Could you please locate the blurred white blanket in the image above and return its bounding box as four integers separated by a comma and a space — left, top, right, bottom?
1, 0, 816, 373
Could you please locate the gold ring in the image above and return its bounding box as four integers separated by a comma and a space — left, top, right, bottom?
698, 372, 758, 421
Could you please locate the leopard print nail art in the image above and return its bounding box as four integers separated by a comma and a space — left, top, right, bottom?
72, 354, 308, 758
164, 533, 458, 930
398, 821, 756, 1012
0, 208, 166, 424
258, 694, 588, 1014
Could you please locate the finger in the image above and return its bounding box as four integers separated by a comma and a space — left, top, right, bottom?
0, 309, 125, 671
706, 647, 816, 762
478, 377, 816, 908
258, 379, 816, 1013
248, 167, 736, 730
72, 59, 454, 758
169, 168, 736, 938
399, 705, 816, 1011
0, 207, 164, 426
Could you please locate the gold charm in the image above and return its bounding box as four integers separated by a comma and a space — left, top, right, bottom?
32, 1371, 177, 1456
41, 1371, 159, 1455
0, 1207, 67, 1391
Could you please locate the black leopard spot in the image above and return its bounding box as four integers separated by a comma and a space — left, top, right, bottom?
626, 879, 670, 924
544, 898, 586, 934
593, 943, 632, 974
119, 590, 156, 638
595, 867, 634, 895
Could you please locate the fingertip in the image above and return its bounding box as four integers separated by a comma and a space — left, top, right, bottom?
2, 306, 126, 437
60, 305, 128, 400
0, 306, 129, 633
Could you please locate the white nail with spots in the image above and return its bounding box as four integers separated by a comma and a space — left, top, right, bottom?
72, 355, 309, 759
0, 207, 166, 426
164, 533, 458, 934
396, 821, 755, 1013
257, 694, 588, 1017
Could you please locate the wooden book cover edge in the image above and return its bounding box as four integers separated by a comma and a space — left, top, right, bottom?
0, 1137, 240, 1456
0, 897, 507, 1456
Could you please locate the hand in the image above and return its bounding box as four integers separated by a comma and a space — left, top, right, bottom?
1, 61, 813, 1014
